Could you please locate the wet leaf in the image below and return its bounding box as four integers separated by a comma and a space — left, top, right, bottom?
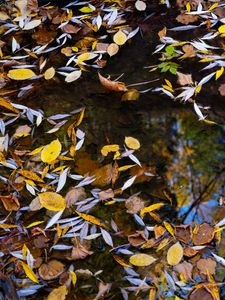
39, 260, 65, 280
41, 139, 62, 163
197, 258, 217, 275
174, 261, 193, 281
101, 144, 119, 156
189, 287, 214, 300
140, 203, 165, 218
128, 231, 148, 246
20, 261, 38, 283
98, 73, 127, 92
76, 211, 107, 228
0, 98, 19, 113
39, 192, 66, 211
125, 136, 140, 150
113, 31, 127, 46
7, 69, 36, 80
70, 244, 93, 260
192, 223, 215, 245
107, 43, 119, 56
65, 187, 86, 208
65, 70, 82, 83
125, 195, 145, 214
47, 285, 68, 300
135, 0, 147, 11
121, 89, 140, 101
44, 67, 55, 80
174, 225, 192, 244
129, 253, 156, 267
0, 194, 20, 211
167, 242, 183, 266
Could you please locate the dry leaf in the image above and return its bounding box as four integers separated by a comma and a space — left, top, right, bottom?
98, 73, 127, 92
129, 253, 156, 267
174, 261, 193, 281
128, 231, 148, 246
70, 244, 93, 260
107, 43, 119, 56
97, 188, 114, 201
167, 242, 183, 266
39, 260, 65, 280
174, 225, 192, 244
189, 287, 214, 300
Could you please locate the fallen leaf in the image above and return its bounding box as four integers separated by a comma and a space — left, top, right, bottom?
65, 70, 82, 83
47, 285, 68, 300
125, 136, 140, 150
39, 192, 66, 211
113, 30, 127, 46
0, 98, 19, 113
107, 43, 119, 56
135, 0, 147, 11
140, 203, 165, 218
41, 139, 62, 163
70, 244, 93, 260
101, 144, 119, 156
98, 73, 127, 92
129, 253, 156, 267
98, 188, 114, 201
197, 258, 217, 275
167, 242, 183, 266
7, 69, 36, 80
177, 72, 193, 85
44, 67, 55, 80
20, 261, 38, 283
0, 194, 20, 211
189, 287, 214, 300
91, 164, 113, 187
192, 223, 215, 245
174, 225, 192, 244
65, 187, 87, 208
174, 261, 193, 281
24, 19, 41, 30
218, 84, 225, 96
128, 231, 148, 246
125, 195, 145, 214
121, 89, 140, 101
39, 260, 65, 280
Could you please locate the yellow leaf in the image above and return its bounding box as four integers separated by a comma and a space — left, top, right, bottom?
0, 224, 17, 229
20, 261, 39, 283
218, 25, 225, 34
113, 31, 127, 46
195, 85, 202, 95
77, 53, 90, 65
156, 238, 170, 252
17, 170, 44, 182
0, 98, 19, 113
112, 254, 131, 268
69, 271, 77, 286
140, 203, 165, 218
101, 144, 119, 156
26, 221, 44, 228
44, 67, 55, 80
28, 146, 44, 156
118, 164, 136, 171
215, 67, 224, 80
41, 139, 62, 163
8, 69, 36, 80
186, 2, 191, 12
129, 253, 156, 267
39, 192, 66, 211
167, 242, 183, 266
125, 136, 140, 150
76, 211, 107, 228
47, 285, 68, 300
107, 43, 119, 57
79, 6, 94, 13
163, 221, 174, 236
209, 2, 218, 11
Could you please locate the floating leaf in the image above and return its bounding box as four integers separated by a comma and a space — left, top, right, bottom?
140, 203, 165, 218
24, 19, 41, 30
125, 136, 140, 150
76, 211, 107, 228
39, 192, 66, 211
129, 253, 156, 267
44, 67, 55, 80
101, 144, 119, 156
20, 261, 39, 283
107, 43, 119, 56
167, 242, 183, 266
113, 31, 127, 46
65, 70, 82, 83
8, 69, 36, 80
218, 25, 225, 34
98, 73, 127, 92
192, 223, 215, 245
0, 98, 19, 113
17, 170, 43, 182
41, 139, 62, 163
135, 0, 147, 11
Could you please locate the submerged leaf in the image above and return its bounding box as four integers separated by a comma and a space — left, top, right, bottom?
47, 286, 68, 300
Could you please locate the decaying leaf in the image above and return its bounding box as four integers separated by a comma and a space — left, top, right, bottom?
189, 287, 214, 300
175, 225, 192, 244
177, 72, 193, 85
128, 231, 148, 246
91, 164, 113, 187
65, 187, 87, 208
121, 89, 140, 101
125, 195, 145, 214
174, 261, 193, 281
98, 73, 128, 92
129, 253, 156, 267
167, 242, 183, 266
70, 244, 93, 260
39, 260, 65, 280
0, 194, 20, 211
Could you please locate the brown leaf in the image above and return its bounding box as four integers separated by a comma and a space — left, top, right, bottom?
62, 24, 81, 34
32, 30, 57, 45
14, 125, 31, 137
154, 225, 166, 239
192, 223, 215, 245
128, 231, 148, 246
189, 287, 214, 300
184, 247, 198, 257
98, 73, 128, 92
95, 282, 112, 300
70, 245, 93, 260
38, 260, 65, 280
177, 72, 193, 86
181, 44, 196, 59
174, 225, 192, 244
121, 89, 140, 101
0, 194, 20, 211
158, 27, 167, 38
125, 195, 145, 214
97, 188, 114, 201
174, 261, 193, 281
176, 14, 198, 25
65, 187, 87, 208
197, 258, 217, 275
90, 164, 113, 187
